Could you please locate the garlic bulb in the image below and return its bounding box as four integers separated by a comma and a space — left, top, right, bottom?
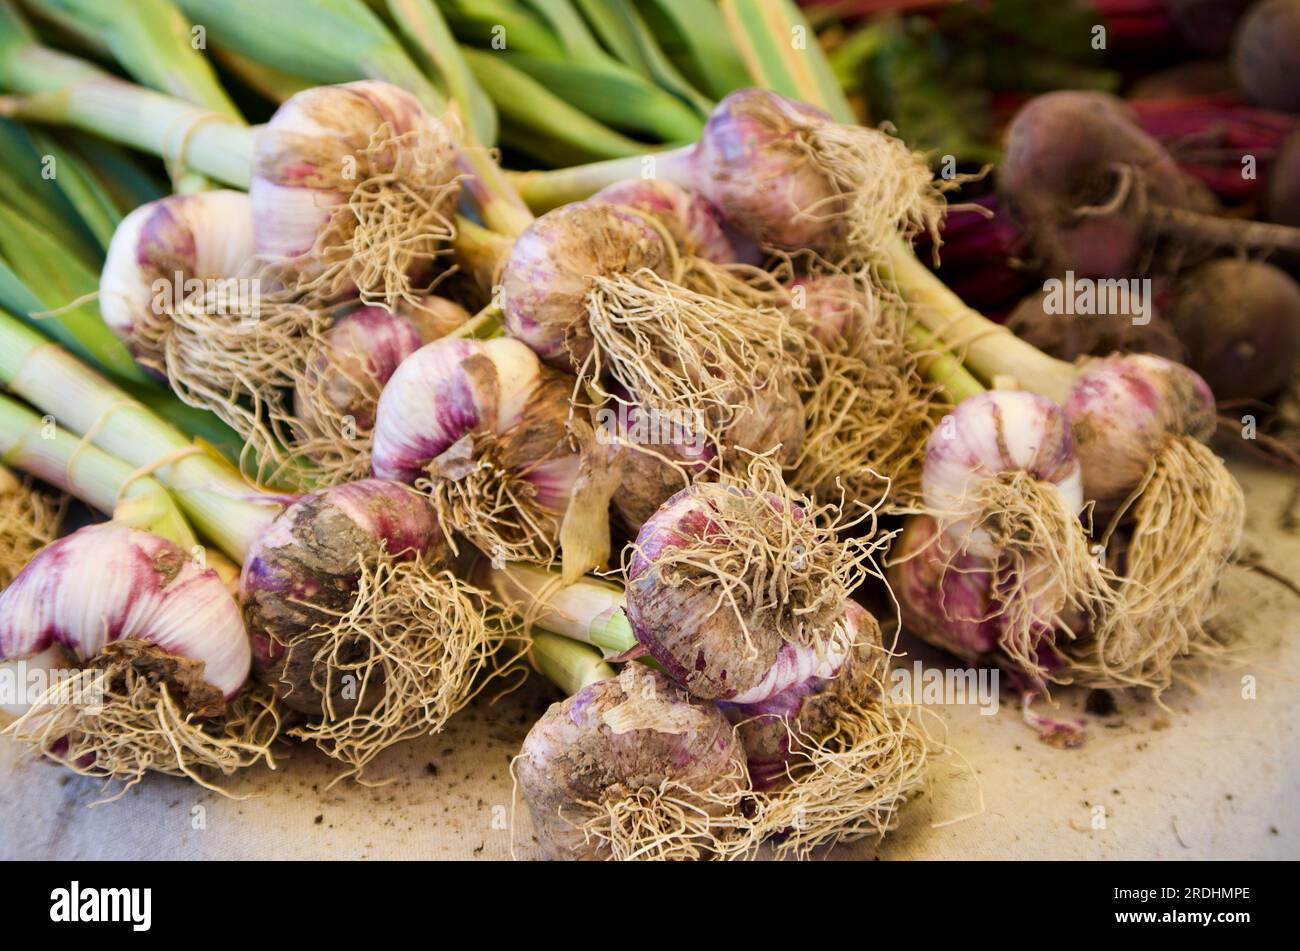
371, 336, 585, 567
516, 664, 752, 861
0, 523, 251, 702
923, 390, 1083, 558
1064, 353, 1216, 508
626, 473, 866, 701
240, 478, 449, 715
681, 89, 944, 256
100, 190, 257, 371
250, 80, 461, 303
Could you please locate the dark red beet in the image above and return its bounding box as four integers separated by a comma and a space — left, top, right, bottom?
1232, 0, 1300, 112
997, 91, 1190, 278
1166, 258, 1300, 400
1167, 0, 1254, 56
1001, 90, 1300, 276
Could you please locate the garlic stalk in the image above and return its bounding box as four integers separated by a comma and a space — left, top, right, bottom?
0, 391, 197, 563
0, 308, 278, 563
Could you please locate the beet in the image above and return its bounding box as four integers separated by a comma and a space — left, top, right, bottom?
1001, 90, 1300, 277
1166, 258, 1300, 399
998, 91, 1191, 278
1232, 0, 1300, 112
1167, 0, 1255, 56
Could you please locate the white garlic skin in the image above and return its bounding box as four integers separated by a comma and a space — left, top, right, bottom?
923, 390, 1083, 557
0, 524, 251, 700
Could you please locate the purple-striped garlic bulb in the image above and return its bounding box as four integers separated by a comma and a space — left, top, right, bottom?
500, 200, 797, 447
99, 189, 325, 473
723, 600, 926, 857
603, 387, 716, 534
1063, 354, 1244, 693
502, 201, 670, 370
889, 515, 1006, 664
590, 179, 760, 265
918, 390, 1107, 683
101, 190, 259, 372
625, 472, 867, 702
371, 336, 602, 573
290, 295, 472, 483
0, 523, 273, 789
250, 80, 461, 303
785, 273, 869, 347
515, 664, 753, 861
656, 88, 945, 256
240, 479, 501, 772
723, 602, 885, 786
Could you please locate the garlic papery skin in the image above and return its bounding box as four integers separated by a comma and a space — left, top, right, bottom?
888, 515, 1006, 663
922, 390, 1084, 558
371, 336, 560, 484
239, 478, 449, 715
250, 80, 461, 302
0, 523, 250, 699
590, 179, 759, 265
725, 637, 847, 706
100, 190, 256, 368
1064, 353, 1217, 508
722, 601, 887, 786
295, 296, 469, 431
501, 201, 671, 368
